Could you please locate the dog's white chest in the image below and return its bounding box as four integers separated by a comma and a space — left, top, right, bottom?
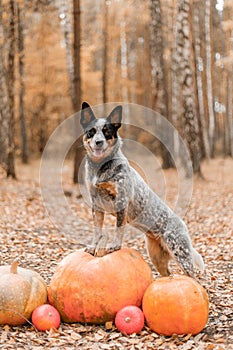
88, 177, 117, 213
91, 175, 98, 187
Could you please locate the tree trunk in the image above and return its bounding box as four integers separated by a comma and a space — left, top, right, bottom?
102, 0, 108, 104
6, 0, 16, 178
174, 0, 202, 174
171, 2, 181, 161
59, 0, 74, 106
17, 0, 29, 164
73, 0, 81, 112
120, 18, 129, 105
150, 0, 174, 169
226, 69, 233, 157
73, 0, 83, 183
205, 0, 215, 157
0, 0, 9, 170
193, 3, 210, 159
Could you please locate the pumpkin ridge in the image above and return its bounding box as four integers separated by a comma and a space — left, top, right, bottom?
23, 274, 48, 318
0, 274, 30, 324
176, 277, 191, 334
187, 277, 209, 332
126, 250, 148, 306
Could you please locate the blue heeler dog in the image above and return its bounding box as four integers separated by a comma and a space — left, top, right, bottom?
80, 102, 204, 277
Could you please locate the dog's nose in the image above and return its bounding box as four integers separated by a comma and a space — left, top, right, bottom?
95, 140, 104, 147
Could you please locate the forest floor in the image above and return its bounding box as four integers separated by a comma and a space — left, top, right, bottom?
0, 157, 232, 349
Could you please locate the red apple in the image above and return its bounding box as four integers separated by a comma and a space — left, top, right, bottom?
115, 305, 144, 335
32, 304, 61, 331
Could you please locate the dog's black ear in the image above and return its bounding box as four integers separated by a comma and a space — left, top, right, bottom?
107, 106, 122, 130
81, 102, 96, 129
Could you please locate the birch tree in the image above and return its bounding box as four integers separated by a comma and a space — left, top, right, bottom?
59, 0, 74, 105
205, 0, 215, 157
173, 0, 202, 174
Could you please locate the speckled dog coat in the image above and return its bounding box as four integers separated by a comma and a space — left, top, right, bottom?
81, 102, 204, 277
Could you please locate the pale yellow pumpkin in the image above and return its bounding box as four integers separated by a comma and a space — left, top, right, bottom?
0, 260, 47, 325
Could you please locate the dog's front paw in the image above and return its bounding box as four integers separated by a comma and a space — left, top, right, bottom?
85, 245, 95, 255
94, 248, 108, 257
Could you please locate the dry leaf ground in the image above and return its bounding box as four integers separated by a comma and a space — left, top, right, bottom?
0, 157, 232, 349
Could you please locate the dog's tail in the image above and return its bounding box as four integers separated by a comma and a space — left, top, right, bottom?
192, 248, 205, 272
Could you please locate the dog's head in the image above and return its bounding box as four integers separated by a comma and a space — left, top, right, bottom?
80, 102, 122, 162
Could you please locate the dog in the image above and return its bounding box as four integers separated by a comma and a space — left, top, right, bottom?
80, 102, 204, 277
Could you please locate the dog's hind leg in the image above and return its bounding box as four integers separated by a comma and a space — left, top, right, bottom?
146, 235, 171, 276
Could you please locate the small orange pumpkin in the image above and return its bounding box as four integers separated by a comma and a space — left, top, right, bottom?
0, 260, 47, 325
48, 248, 153, 324
142, 275, 209, 336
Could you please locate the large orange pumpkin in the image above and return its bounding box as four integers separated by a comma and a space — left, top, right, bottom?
48, 248, 153, 324
0, 260, 48, 325
142, 275, 209, 336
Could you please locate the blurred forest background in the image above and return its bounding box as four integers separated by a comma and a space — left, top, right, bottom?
0, 0, 233, 180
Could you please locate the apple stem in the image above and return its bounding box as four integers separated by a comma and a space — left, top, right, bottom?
125, 316, 131, 323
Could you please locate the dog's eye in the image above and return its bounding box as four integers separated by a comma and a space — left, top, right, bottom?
102, 126, 113, 140
86, 128, 96, 138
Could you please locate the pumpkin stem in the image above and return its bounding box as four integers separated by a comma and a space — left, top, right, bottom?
10, 259, 19, 274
